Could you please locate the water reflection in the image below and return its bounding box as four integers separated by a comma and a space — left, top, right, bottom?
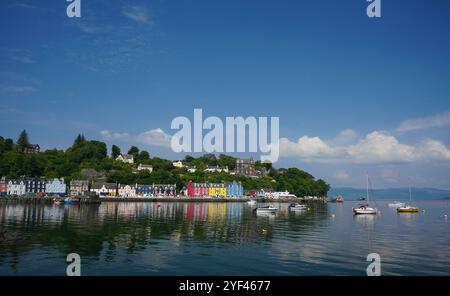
1, 201, 449, 275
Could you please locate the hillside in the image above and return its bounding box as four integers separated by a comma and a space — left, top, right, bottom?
0, 132, 330, 196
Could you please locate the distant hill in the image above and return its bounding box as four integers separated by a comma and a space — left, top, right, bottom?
331, 187, 450, 200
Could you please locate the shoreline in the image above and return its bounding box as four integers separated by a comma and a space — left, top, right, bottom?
0, 196, 328, 204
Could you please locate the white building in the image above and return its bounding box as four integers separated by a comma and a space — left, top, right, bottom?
116, 154, 134, 164
172, 160, 185, 168
204, 165, 229, 173
91, 183, 117, 197
137, 164, 153, 173
187, 166, 197, 173
7, 180, 26, 196
46, 178, 67, 195
118, 184, 136, 197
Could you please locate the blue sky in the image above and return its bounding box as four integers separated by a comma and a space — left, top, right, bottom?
1, 0, 450, 189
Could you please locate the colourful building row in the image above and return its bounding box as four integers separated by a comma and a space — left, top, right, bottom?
186, 180, 244, 198
90, 182, 177, 197
0, 178, 66, 196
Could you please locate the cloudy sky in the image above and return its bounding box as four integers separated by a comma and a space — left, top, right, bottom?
1, 0, 450, 189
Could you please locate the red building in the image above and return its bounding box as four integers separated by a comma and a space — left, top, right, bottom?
186, 181, 209, 197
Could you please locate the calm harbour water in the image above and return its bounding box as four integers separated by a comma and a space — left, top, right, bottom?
0, 200, 449, 276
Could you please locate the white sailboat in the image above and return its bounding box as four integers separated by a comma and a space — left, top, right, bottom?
353, 175, 378, 215
397, 185, 419, 213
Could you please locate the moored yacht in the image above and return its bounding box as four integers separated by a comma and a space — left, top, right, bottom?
288, 203, 307, 211
352, 174, 378, 215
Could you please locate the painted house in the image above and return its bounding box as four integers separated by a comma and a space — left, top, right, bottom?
25, 178, 46, 194
70, 180, 90, 196
118, 184, 136, 197
136, 184, 153, 197
7, 180, 26, 196
137, 164, 153, 173
0, 179, 7, 197
91, 183, 117, 197
208, 183, 227, 197
152, 184, 176, 196
45, 178, 67, 195
116, 154, 134, 164
226, 181, 244, 198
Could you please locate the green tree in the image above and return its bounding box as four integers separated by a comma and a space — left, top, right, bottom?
73, 134, 86, 146
111, 145, 121, 158
4, 138, 14, 151
138, 150, 150, 162
17, 130, 30, 152
127, 146, 139, 157
0, 136, 4, 153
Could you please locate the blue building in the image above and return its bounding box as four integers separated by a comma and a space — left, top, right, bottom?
226, 181, 244, 197
136, 185, 153, 197
45, 178, 67, 195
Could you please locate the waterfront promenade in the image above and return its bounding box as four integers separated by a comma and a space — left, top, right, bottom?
0, 195, 327, 204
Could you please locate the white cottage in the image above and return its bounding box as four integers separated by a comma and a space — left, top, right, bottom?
118, 184, 136, 197
137, 164, 153, 173
116, 154, 134, 164
7, 180, 26, 196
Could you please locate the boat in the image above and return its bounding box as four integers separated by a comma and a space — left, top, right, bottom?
288, 203, 307, 211
353, 174, 378, 215
247, 199, 257, 206
388, 201, 406, 208
397, 185, 419, 213
333, 195, 344, 203
264, 191, 296, 199
64, 197, 81, 205
254, 205, 278, 214
359, 197, 366, 201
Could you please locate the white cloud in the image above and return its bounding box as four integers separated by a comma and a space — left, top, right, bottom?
334, 170, 350, 180
397, 111, 450, 132
331, 129, 358, 146
100, 130, 129, 141
122, 6, 152, 24
137, 128, 172, 148
346, 131, 416, 163
280, 130, 450, 164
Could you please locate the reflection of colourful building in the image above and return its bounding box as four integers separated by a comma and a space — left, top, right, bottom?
0, 179, 7, 197
187, 181, 243, 198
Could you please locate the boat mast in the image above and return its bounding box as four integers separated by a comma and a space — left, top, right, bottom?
409, 184, 412, 204
366, 174, 369, 203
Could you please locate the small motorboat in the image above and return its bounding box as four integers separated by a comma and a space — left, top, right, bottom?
388, 201, 406, 208
288, 203, 307, 211
247, 199, 257, 206
359, 197, 366, 201
254, 205, 278, 214
397, 205, 419, 213
353, 204, 377, 215
64, 197, 81, 205
333, 195, 344, 203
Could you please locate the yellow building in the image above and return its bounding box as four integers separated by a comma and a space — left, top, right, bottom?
208, 184, 226, 197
